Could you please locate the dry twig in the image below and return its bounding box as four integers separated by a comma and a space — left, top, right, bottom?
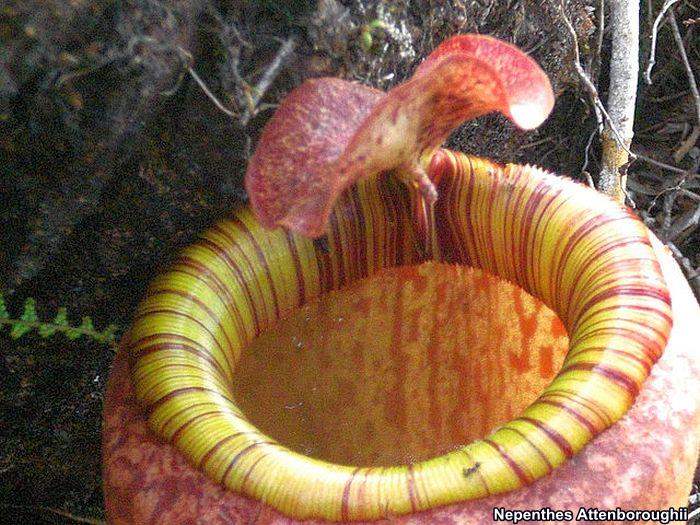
667, 242, 700, 300
645, 0, 682, 84
664, 202, 700, 241
0, 504, 105, 524
180, 36, 296, 127
589, 0, 606, 77
558, 2, 603, 128
557, 0, 693, 196
667, 10, 700, 162
580, 129, 599, 188
186, 63, 239, 119
239, 37, 296, 126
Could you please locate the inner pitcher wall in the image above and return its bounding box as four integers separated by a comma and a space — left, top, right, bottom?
232, 261, 568, 466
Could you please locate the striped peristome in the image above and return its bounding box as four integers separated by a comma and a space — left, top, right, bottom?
129, 151, 671, 521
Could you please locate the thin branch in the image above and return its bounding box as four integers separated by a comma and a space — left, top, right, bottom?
588, 0, 606, 78
580, 128, 598, 186
668, 10, 700, 161
187, 64, 239, 119
678, 188, 700, 202
633, 150, 694, 175
558, 3, 603, 129
665, 202, 700, 241
662, 189, 677, 229
638, 169, 697, 214
690, 491, 699, 505
675, 125, 700, 162
557, 1, 695, 182
645, 0, 682, 84
666, 242, 700, 300
177, 37, 296, 126
641, 88, 690, 102
0, 504, 105, 525
596, 0, 606, 58
519, 136, 555, 150
239, 36, 296, 126
559, 1, 637, 152
646, 0, 654, 32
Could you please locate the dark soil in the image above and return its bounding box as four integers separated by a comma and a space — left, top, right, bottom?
1, 0, 698, 523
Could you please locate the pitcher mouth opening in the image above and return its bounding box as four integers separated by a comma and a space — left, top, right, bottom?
232, 262, 569, 468
128, 153, 672, 521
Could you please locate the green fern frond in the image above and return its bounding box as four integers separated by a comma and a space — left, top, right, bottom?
0, 294, 8, 319
0, 292, 119, 347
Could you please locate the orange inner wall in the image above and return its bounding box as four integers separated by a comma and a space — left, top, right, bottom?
232, 262, 568, 466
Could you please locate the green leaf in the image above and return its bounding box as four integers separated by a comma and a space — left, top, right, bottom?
100, 324, 118, 343
38, 323, 59, 338
53, 308, 68, 327
360, 29, 373, 52
10, 322, 32, 339
0, 293, 8, 319
64, 327, 82, 340
21, 298, 38, 323
79, 316, 95, 333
